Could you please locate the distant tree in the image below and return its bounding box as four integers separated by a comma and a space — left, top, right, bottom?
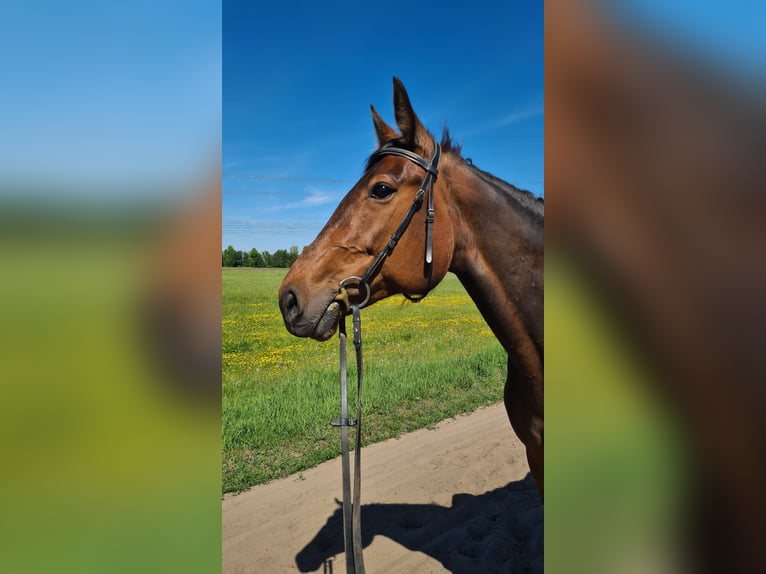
288, 245, 299, 266
222, 245, 243, 267
271, 249, 290, 267
246, 248, 263, 268
222, 246, 303, 268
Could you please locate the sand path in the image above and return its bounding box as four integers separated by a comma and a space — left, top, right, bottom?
223, 403, 543, 573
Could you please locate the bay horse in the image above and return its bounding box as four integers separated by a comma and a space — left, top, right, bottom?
278, 78, 544, 495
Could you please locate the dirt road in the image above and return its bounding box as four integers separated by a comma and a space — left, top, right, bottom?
222, 403, 543, 573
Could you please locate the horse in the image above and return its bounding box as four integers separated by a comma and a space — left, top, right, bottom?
278, 78, 544, 495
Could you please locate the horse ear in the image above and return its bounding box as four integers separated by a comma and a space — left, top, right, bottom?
392, 77, 431, 152
370, 104, 399, 146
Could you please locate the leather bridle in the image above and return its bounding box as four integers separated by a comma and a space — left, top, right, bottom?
335, 140, 442, 308
330, 140, 441, 574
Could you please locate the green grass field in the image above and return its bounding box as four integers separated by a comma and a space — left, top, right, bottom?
222, 268, 507, 493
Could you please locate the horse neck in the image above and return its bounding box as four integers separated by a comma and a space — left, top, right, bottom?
444, 160, 544, 376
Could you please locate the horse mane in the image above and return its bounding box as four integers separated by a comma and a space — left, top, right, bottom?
366, 126, 544, 222
467, 162, 544, 220
440, 127, 544, 221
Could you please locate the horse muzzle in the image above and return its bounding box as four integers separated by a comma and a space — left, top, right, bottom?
279, 287, 342, 341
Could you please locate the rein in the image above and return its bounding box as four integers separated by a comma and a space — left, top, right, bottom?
330, 141, 441, 574
330, 305, 365, 574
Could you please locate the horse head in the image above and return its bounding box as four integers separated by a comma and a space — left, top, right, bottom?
279, 78, 455, 340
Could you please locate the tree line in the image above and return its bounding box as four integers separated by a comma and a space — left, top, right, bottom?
222, 245, 301, 268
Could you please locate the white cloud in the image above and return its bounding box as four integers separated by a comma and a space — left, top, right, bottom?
264, 186, 338, 213
463, 95, 544, 136
300, 188, 335, 207
495, 102, 544, 126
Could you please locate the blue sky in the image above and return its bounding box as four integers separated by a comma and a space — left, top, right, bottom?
0, 1, 220, 196
0, 1, 760, 219
223, 1, 543, 253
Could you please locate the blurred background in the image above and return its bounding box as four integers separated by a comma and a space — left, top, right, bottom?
1, 0, 764, 572
546, 1, 765, 572
0, 2, 221, 572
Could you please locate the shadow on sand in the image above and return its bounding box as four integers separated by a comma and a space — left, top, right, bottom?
295, 473, 542, 574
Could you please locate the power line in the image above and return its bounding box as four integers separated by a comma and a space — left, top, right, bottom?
222, 219, 323, 235
223, 182, 544, 195
223, 189, 333, 196
223, 173, 354, 184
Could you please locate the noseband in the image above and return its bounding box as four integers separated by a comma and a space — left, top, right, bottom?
336, 141, 441, 307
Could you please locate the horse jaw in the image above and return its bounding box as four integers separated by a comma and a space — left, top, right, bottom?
310, 300, 343, 341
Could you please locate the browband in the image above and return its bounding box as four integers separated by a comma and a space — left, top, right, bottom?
367, 142, 440, 177
356, 142, 441, 298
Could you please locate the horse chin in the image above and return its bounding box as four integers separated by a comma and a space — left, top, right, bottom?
311, 300, 343, 341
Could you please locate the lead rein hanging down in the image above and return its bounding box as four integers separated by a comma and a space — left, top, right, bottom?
332, 302, 365, 574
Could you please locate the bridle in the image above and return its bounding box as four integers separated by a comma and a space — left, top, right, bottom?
335, 140, 442, 308
330, 140, 441, 574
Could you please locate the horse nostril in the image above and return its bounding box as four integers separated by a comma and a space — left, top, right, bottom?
280, 288, 301, 319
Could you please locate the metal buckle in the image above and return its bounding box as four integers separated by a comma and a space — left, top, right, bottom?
337, 276, 371, 308
330, 418, 357, 427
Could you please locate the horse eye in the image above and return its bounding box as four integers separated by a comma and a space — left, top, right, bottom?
369, 182, 396, 200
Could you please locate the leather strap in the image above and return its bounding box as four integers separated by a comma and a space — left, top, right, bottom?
331, 305, 365, 574
368, 144, 438, 177
359, 142, 441, 298
330, 142, 441, 572
350, 308, 364, 572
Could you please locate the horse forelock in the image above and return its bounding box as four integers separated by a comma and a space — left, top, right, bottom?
439, 126, 463, 155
